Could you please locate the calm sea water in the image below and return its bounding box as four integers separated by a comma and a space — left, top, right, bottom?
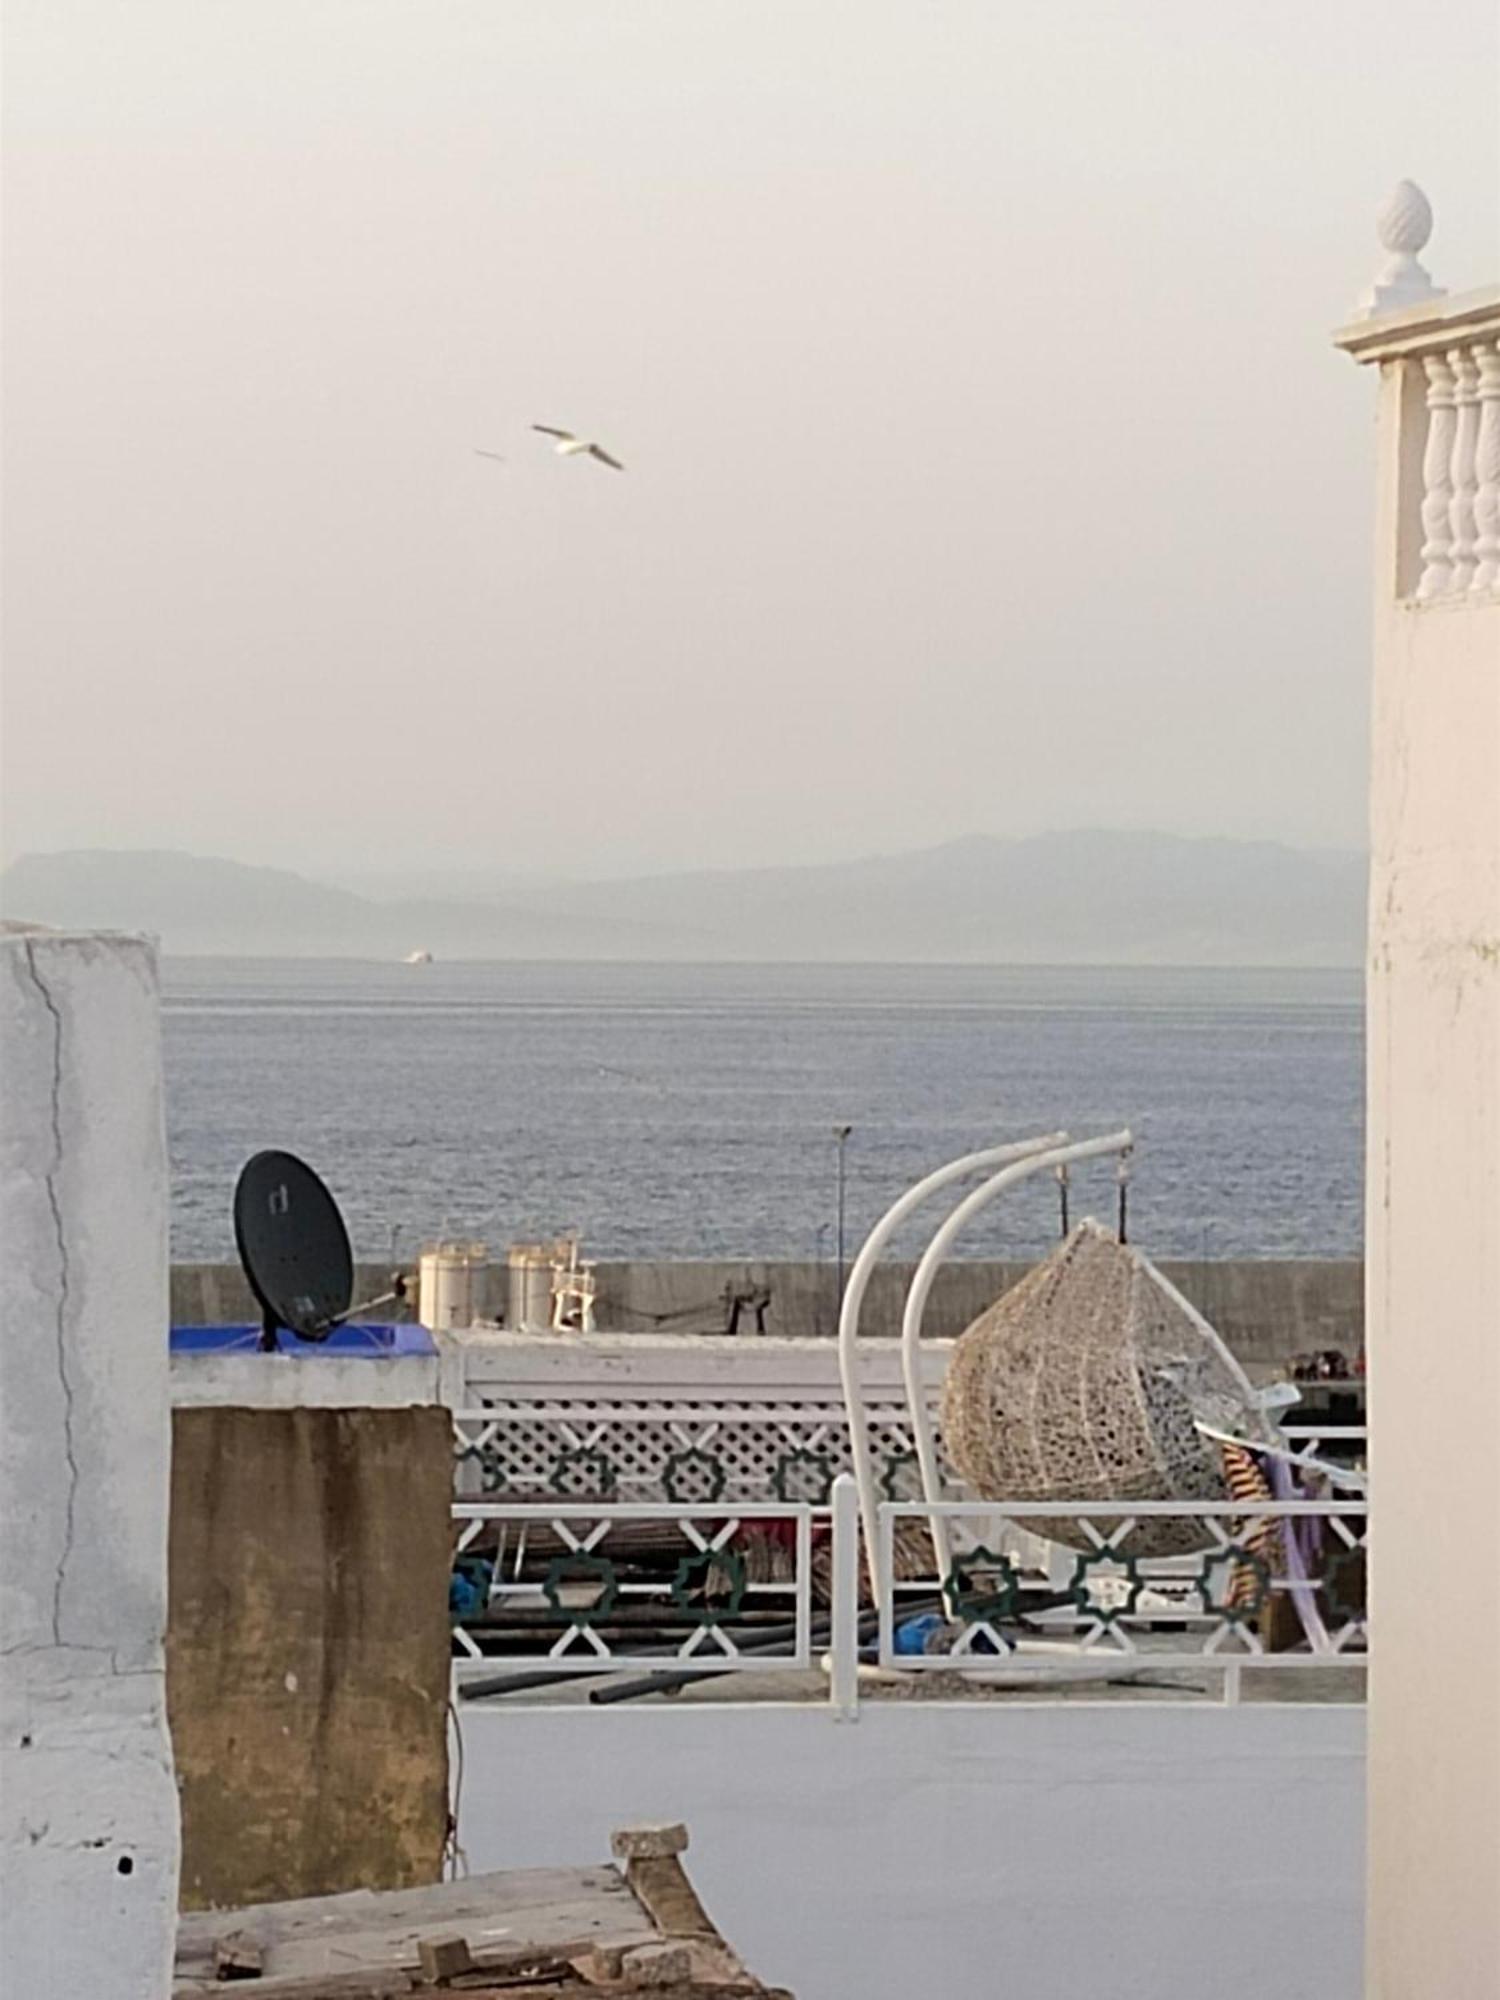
160, 959, 1363, 1264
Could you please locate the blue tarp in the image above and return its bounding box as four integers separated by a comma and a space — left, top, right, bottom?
169, 1322, 436, 1357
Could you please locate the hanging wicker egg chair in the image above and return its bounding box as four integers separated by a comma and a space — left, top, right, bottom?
940, 1218, 1268, 1556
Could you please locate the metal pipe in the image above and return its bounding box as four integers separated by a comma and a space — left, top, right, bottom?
457, 1611, 811, 1701
586, 1620, 812, 1704
585, 1598, 938, 1706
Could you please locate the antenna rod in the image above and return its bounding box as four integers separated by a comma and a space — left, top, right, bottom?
343, 1273, 410, 1321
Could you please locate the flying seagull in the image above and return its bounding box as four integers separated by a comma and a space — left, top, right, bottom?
533, 425, 625, 471
473, 449, 507, 463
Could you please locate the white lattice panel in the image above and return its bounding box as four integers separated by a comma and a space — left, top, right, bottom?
453, 1398, 956, 1506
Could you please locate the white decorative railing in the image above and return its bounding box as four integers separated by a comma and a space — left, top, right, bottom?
869, 1495, 1367, 1702
1414, 337, 1500, 600
1280, 1423, 1367, 1462
451, 1500, 814, 1676
1335, 182, 1500, 605
448, 1460, 1368, 1708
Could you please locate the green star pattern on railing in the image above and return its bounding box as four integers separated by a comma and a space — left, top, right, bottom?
661, 1448, 728, 1505
547, 1447, 618, 1496
1195, 1545, 1271, 1624
772, 1447, 832, 1504
541, 1551, 619, 1623
942, 1546, 1022, 1627
1322, 1542, 1367, 1623
1067, 1545, 1145, 1626
455, 1441, 509, 1493
670, 1546, 747, 1624
879, 1450, 921, 1501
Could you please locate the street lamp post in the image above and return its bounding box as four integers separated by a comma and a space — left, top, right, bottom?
833, 1124, 853, 1305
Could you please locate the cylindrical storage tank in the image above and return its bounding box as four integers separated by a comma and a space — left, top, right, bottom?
508, 1238, 572, 1333
418, 1241, 487, 1331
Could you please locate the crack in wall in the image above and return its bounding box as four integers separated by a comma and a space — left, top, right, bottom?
0, 1639, 138, 1676
22, 942, 78, 1647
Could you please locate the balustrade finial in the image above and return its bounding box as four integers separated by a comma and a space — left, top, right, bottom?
1356, 180, 1446, 318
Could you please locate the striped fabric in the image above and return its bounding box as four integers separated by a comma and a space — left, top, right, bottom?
1218, 1441, 1282, 1613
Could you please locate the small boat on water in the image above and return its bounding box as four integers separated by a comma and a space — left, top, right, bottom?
404, 949, 433, 965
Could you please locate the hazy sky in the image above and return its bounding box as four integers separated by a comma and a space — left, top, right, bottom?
3, 3, 1497, 881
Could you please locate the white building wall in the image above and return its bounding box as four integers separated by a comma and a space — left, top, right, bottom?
1337, 269, 1500, 1998
459, 1703, 1366, 2000
1366, 472, 1500, 2000
0, 931, 180, 1995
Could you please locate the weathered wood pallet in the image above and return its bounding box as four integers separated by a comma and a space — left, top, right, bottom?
173, 1825, 789, 1998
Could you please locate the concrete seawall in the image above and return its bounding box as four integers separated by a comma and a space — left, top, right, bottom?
171, 1257, 1363, 1371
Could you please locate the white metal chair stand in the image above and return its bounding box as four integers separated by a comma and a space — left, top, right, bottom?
835, 1133, 1067, 1611
896, 1131, 1136, 1599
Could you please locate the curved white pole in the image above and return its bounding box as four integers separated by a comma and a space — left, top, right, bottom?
836, 1133, 1068, 1609
900, 1132, 1134, 1593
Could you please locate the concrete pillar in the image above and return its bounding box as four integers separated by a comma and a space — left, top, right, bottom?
1336, 265, 1500, 1997
1, 929, 180, 1994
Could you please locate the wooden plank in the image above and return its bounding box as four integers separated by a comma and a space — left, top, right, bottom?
254, 1913, 655, 1982
212, 1928, 265, 1978
178, 1867, 633, 1942
178, 1972, 414, 1998
182, 1979, 783, 2000
172, 1851, 784, 1997
178, 1928, 624, 1999
176, 1869, 640, 1976
178, 1925, 653, 1995
177, 1970, 415, 1999
180, 1958, 787, 1997
621, 1858, 717, 1942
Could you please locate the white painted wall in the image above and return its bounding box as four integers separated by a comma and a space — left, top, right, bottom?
459, 1703, 1365, 2000
169, 1347, 453, 1410
1, 930, 180, 1996
1336, 281, 1500, 1999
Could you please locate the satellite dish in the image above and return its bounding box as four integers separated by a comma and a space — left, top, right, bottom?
233, 1150, 354, 1350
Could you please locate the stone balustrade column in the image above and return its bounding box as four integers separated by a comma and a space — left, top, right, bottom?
1416, 354, 1458, 600
1447, 347, 1481, 592
1470, 339, 1500, 594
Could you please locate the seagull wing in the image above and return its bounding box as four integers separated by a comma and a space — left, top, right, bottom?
532, 425, 576, 441
473, 449, 507, 462
587, 444, 625, 470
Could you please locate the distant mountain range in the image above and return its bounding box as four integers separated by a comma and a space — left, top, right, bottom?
0, 849, 693, 961
0, 832, 1366, 965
